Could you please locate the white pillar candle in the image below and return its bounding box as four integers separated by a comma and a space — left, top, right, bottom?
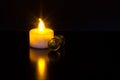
29, 18, 54, 49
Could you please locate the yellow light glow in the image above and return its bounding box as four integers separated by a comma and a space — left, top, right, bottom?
38, 58, 46, 79
38, 18, 45, 32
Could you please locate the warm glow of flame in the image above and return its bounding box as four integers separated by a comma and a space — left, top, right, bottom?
38, 18, 45, 32
38, 58, 46, 79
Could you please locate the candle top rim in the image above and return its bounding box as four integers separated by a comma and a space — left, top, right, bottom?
30, 28, 54, 34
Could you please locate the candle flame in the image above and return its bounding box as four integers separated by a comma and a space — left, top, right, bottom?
38, 18, 45, 32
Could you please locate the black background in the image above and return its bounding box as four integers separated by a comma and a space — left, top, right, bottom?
1, 0, 120, 31
0, 0, 120, 80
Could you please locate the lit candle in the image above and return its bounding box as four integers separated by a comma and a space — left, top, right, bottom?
29, 18, 54, 49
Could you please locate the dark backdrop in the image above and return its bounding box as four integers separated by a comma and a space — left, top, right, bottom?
1, 0, 120, 31
0, 1, 120, 79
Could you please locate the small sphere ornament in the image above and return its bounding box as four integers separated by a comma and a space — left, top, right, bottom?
48, 35, 65, 51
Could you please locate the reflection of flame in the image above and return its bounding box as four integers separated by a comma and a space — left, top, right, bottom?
38, 18, 45, 32
37, 58, 46, 80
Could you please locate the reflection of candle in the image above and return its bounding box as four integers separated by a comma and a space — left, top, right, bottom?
29, 48, 49, 80
29, 48, 64, 80
29, 48, 49, 62
29, 18, 54, 48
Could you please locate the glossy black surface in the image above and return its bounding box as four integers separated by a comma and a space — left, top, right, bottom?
1, 30, 120, 80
